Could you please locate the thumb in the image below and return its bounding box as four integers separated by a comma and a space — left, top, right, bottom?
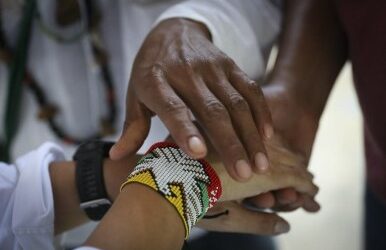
110, 94, 151, 160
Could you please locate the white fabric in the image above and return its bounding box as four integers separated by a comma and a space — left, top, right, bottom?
0, 0, 282, 249
0, 0, 281, 160
0, 142, 65, 250
156, 0, 282, 80
0, 142, 100, 250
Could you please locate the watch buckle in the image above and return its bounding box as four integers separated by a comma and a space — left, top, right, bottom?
80, 198, 111, 209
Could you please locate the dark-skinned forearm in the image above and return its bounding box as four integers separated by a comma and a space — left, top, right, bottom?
270, 0, 348, 120
265, 0, 348, 158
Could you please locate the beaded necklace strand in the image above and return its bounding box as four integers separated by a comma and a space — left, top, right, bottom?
0, 0, 117, 161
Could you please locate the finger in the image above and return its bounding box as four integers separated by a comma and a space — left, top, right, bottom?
284, 168, 319, 197
245, 190, 304, 212
110, 89, 151, 160
136, 74, 207, 159
206, 70, 269, 173
175, 77, 252, 181
274, 188, 299, 206
273, 194, 320, 213
244, 192, 275, 209
293, 180, 319, 198
272, 193, 304, 212
232, 210, 290, 236
198, 202, 290, 235
302, 195, 321, 212
229, 66, 274, 139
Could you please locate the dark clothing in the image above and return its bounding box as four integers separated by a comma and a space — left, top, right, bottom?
335, 1, 386, 248
184, 232, 276, 250
336, 0, 386, 206
365, 187, 386, 250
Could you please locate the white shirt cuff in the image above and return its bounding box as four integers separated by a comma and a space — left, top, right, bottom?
12, 142, 65, 250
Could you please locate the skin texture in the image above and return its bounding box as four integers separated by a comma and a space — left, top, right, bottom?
86, 134, 318, 249
251, 0, 348, 211
110, 18, 273, 181
50, 127, 318, 245
51, 2, 335, 241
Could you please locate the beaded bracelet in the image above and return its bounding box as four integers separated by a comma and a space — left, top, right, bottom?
120, 142, 222, 238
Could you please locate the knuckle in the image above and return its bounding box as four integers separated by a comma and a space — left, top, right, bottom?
228, 94, 249, 112
161, 99, 187, 115
159, 58, 195, 77
150, 63, 165, 78
180, 57, 195, 70
184, 65, 197, 78
172, 59, 198, 78
206, 59, 221, 73
222, 56, 236, 67
246, 80, 262, 94
203, 100, 227, 120
205, 56, 219, 65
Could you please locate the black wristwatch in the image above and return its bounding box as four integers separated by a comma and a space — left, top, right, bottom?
73, 140, 114, 221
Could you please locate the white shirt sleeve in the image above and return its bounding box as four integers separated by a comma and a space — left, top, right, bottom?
0, 142, 65, 250
155, 0, 282, 80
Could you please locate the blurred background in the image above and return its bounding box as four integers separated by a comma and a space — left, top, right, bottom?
277, 63, 365, 250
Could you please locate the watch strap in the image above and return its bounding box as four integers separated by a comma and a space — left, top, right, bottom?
74, 141, 113, 221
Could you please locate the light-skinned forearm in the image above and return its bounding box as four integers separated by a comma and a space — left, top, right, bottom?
84, 138, 317, 249
49, 157, 139, 234
50, 136, 316, 235
85, 183, 185, 250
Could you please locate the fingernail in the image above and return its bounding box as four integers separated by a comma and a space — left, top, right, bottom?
235, 160, 252, 180
255, 152, 269, 171
188, 136, 206, 156
264, 124, 274, 139
274, 221, 290, 234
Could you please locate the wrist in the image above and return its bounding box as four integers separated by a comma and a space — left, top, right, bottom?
155, 18, 211, 41
103, 156, 140, 201
262, 83, 319, 159
50, 161, 89, 233
86, 181, 185, 250
120, 142, 222, 238
267, 71, 329, 123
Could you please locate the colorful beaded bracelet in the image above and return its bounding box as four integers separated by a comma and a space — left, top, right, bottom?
120, 142, 222, 238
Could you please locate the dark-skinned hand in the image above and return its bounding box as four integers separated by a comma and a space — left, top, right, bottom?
110, 18, 274, 182
246, 84, 321, 213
